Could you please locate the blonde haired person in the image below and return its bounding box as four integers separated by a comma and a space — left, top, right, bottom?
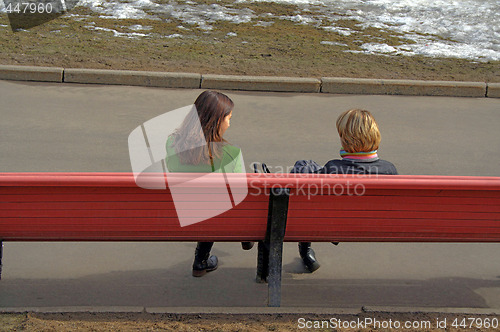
291, 109, 397, 272
320, 109, 398, 174
336, 108, 380, 155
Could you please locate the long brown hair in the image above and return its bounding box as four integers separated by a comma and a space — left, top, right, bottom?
172, 90, 234, 165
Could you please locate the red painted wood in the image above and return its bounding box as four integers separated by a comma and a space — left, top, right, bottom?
0, 209, 267, 218
287, 210, 500, 220
290, 202, 500, 213
2, 173, 500, 190
1, 173, 500, 242
0, 201, 268, 211
289, 194, 500, 205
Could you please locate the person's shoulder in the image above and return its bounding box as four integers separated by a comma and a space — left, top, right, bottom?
320, 159, 346, 173
372, 159, 398, 175
324, 159, 343, 166
375, 159, 394, 166
321, 158, 398, 175
166, 135, 175, 149
223, 144, 241, 158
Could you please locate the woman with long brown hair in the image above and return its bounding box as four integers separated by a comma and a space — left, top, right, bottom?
166, 90, 247, 277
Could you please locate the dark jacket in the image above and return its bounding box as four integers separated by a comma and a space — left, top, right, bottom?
320, 158, 398, 175
292, 158, 398, 175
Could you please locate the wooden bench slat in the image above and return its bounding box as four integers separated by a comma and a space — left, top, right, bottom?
1, 234, 266, 241
284, 234, 500, 242
1, 216, 268, 241
2, 210, 496, 220
0, 193, 245, 202
0, 187, 244, 195
286, 218, 500, 227
0, 209, 268, 218
3, 187, 500, 199
290, 195, 500, 206
2, 173, 499, 188
289, 203, 500, 213
0, 201, 268, 210
3, 193, 498, 204
288, 210, 500, 220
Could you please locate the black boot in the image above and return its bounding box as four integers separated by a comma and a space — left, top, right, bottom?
256, 241, 269, 283
192, 242, 218, 277
298, 242, 320, 272
241, 242, 255, 250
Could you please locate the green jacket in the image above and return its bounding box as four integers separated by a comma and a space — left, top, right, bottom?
165, 136, 244, 173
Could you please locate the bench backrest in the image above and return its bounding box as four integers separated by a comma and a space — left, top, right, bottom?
0, 173, 267, 241
280, 175, 500, 242
1, 173, 499, 242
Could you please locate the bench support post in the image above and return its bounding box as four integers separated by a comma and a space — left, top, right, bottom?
259, 188, 289, 307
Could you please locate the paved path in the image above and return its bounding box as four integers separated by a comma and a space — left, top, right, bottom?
1, 79, 500, 309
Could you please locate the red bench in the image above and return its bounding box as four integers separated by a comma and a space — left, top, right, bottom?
1, 172, 500, 306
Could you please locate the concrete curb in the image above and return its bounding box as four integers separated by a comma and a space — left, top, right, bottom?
0, 307, 361, 315
1, 306, 499, 315
145, 307, 362, 315
64, 68, 201, 89
0, 65, 63, 83
0, 306, 144, 313
201, 74, 321, 93
322, 77, 487, 97
487, 83, 500, 98
361, 306, 500, 315
0, 65, 499, 98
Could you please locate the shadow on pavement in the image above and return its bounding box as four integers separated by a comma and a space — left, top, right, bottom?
1, 264, 499, 308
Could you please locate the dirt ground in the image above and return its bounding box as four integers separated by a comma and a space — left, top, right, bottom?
1, 3, 499, 83
1, 312, 500, 331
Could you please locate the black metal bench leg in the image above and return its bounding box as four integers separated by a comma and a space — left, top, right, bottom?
267, 188, 289, 307
256, 184, 276, 284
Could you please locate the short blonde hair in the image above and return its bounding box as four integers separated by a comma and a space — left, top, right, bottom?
336, 109, 381, 153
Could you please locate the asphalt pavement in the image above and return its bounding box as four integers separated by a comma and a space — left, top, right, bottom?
1, 79, 500, 310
